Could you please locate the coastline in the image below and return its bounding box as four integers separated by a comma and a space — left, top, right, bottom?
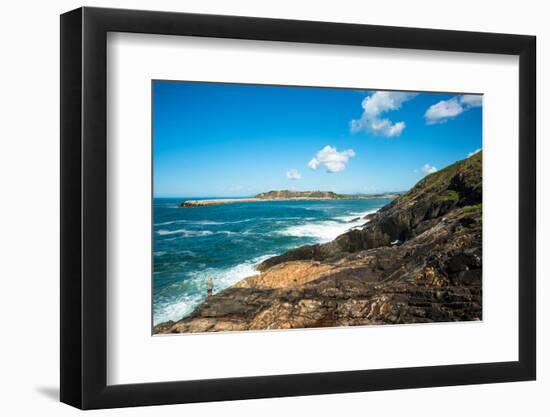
228, 207, 378, 289
154, 152, 482, 334
152, 205, 387, 330
153, 204, 384, 326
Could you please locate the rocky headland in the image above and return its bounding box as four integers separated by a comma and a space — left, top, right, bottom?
156, 151, 482, 333
179, 190, 401, 207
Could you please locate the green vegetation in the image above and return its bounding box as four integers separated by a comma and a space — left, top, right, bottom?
463, 203, 482, 214
255, 190, 339, 199
436, 190, 460, 203
396, 151, 482, 208
254, 190, 401, 200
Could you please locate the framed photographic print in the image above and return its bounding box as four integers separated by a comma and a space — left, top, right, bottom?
60, 7, 536, 409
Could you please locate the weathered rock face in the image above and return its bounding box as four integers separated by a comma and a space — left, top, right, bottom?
258, 151, 481, 270
155, 152, 482, 334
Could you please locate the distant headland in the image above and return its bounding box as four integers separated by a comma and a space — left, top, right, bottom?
179, 190, 401, 208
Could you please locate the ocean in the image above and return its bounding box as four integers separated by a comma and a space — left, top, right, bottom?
153, 197, 393, 325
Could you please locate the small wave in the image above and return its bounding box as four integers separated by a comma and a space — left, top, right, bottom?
277, 221, 353, 243
156, 250, 196, 257
198, 253, 275, 293
154, 220, 184, 227
334, 209, 378, 223
154, 292, 203, 326
156, 228, 260, 238
154, 219, 253, 227
157, 229, 214, 237
277, 209, 378, 243
153, 253, 276, 325
196, 219, 253, 225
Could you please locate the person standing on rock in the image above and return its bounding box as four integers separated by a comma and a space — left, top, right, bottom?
207, 277, 214, 298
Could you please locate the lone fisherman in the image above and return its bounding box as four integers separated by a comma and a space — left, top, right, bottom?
207, 277, 214, 298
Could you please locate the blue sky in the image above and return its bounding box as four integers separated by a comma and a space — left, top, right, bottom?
153, 81, 482, 197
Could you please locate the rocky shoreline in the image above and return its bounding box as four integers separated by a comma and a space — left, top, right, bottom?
155, 151, 482, 334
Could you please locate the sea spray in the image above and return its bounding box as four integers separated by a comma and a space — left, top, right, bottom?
277, 209, 378, 243
153, 254, 275, 325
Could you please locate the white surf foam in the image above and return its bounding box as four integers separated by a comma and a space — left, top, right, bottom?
278, 221, 352, 243
154, 292, 202, 326
154, 219, 253, 227
156, 228, 260, 238
154, 220, 185, 227
195, 219, 253, 225
333, 210, 373, 222
212, 255, 271, 291
153, 253, 276, 325
156, 229, 215, 237
277, 209, 378, 243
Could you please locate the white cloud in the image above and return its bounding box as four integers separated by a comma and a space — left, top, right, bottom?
308, 145, 355, 173
307, 158, 320, 170
350, 91, 417, 137
421, 164, 437, 174
286, 168, 301, 180
425, 94, 482, 124
460, 94, 483, 107
467, 148, 481, 158
425, 97, 463, 123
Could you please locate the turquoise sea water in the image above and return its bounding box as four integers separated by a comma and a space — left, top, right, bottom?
153, 197, 393, 325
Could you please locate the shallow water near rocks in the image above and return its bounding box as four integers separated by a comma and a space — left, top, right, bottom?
153, 197, 392, 325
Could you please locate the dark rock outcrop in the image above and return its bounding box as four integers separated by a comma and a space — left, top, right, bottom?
257, 151, 481, 270
155, 152, 482, 334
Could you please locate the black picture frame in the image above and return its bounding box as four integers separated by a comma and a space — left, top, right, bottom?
60, 6, 536, 410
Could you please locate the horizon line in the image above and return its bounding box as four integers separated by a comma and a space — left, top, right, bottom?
153, 191, 405, 199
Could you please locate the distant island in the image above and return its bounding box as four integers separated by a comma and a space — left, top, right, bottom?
179, 190, 402, 208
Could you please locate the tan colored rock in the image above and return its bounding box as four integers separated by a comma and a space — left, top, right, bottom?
234, 261, 335, 289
